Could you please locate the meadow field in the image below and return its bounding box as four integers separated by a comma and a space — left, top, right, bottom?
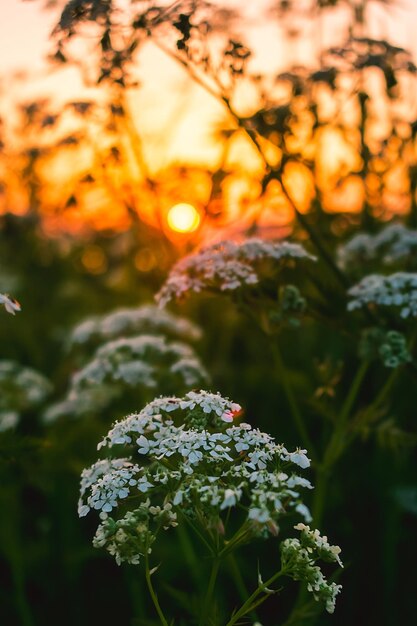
0, 1, 416, 625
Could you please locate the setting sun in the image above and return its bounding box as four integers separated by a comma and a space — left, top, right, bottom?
167, 203, 201, 233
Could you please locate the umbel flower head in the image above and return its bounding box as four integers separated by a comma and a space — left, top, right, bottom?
68, 305, 201, 358
281, 524, 343, 614
79, 391, 342, 613
156, 238, 316, 307
72, 335, 208, 391
347, 272, 417, 319
0, 360, 51, 431
338, 222, 417, 272
44, 335, 208, 422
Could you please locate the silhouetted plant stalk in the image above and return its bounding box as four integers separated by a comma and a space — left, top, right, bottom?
148, 36, 352, 289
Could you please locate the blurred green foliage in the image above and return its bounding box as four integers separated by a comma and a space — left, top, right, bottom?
0, 208, 416, 626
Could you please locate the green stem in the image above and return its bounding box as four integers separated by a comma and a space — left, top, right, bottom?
218, 524, 252, 559
227, 557, 246, 604
338, 360, 370, 429
199, 557, 220, 626
181, 514, 215, 555
225, 568, 286, 626
125, 569, 147, 622
177, 523, 203, 593
292, 348, 411, 620
227, 554, 259, 622
144, 555, 169, 626
310, 361, 370, 525
291, 360, 370, 617
10, 557, 35, 626
271, 341, 318, 462
352, 366, 399, 434
1, 496, 35, 626
321, 360, 370, 472
280, 598, 318, 626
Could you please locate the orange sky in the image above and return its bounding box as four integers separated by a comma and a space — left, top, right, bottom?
2, 0, 416, 168
1, 0, 417, 238
2, 1, 417, 73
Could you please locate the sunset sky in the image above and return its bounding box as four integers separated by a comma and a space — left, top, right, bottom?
0, 0, 416, 236
2, 1, 417, 74
2, 0, 417, 167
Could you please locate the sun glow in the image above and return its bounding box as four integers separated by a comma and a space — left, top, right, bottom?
167, 203, 201, 233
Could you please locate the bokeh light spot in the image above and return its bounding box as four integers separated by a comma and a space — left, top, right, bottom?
81, 245, 107, 274
135, 248, 157, 272
167, 203, 201, 233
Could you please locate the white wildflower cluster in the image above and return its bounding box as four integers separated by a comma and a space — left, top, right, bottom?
93, 501, 178, 565
68, 305, 201, 355
80, 391, 321, 567
44, 336, 208, 423
338, 223, 417, 271
43, 387, 120, 423
156, 238, 316, 307
348, 272, 417, 319
78, 458, 142, 517
72, 335, 208, 392
98, 391, 242, 449
0, 360, 51, 431
0, 293, 21, 316
280, 523, 343, 614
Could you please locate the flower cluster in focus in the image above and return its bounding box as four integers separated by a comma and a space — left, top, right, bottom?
79, 391, 342, 612
281, 523, 343, 614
